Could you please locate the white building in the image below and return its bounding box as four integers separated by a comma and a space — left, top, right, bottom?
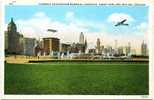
141, 40, 148, 56
79, 32, 84, 44
125, 42, 131, 56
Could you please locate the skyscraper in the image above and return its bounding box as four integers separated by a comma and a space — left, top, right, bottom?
43, 37, 60, 55
114, 40, 118, 49
79, 32, 84, 44
23, 38, 36, 56
6, 18, 23, 54
141, 40, 148, 56
114, 40, 118, 55
126, 42, 131, 56
118, 46, 124, 56
96, 38, 101, 54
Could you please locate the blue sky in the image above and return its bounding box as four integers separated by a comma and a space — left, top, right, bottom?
5, 5, 149, 52
5, 5, 148, 24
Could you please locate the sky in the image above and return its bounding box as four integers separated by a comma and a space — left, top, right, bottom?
5, 5, 149, 54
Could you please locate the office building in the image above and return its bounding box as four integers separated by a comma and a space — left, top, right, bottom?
79, 32, 84, 44
43, 37, 60, 55
5, 18, 24, 54
141, 40, 148, 56
23, 38, 36, 56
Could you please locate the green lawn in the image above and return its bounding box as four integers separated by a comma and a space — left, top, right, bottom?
5, 62, 149, 95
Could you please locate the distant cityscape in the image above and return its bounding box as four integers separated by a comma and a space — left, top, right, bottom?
5, 18, 148, 59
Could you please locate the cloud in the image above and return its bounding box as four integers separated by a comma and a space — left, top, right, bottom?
65, 11, 106, 33
107, 13, 135, 23
34, 12, 47, 18
137, 22, 149, 43
136, 22, 148, 31
15, 12, 52, 38
65, 11, 74, 19
15, 12, 93, 43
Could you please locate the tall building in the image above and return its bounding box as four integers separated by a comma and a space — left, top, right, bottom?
79, 32, 84, 44
114, 40, 118, 55
19, 34, 24, 54
103, 48, 108, 56
85, 39, 87, 49
43, 37, 60, 55
118, 46, 124, 56
141, 40, 148, 56
101, 45, 104, 54
23, 38, 36, 56
106, 46, 113, 56
84, 39, 87, 52
5, 18, 23, 54
96, 38, 101, 54
126, 42, 131, 56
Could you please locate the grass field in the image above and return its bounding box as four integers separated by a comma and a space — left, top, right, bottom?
5, 62, 149, 95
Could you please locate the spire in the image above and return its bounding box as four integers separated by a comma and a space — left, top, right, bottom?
11, 17, 13, 22
10, 17, 15, 24
9, 17, 15, 25
8, 17, 17, 32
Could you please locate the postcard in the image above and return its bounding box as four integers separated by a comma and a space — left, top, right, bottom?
0, 0, 154, 100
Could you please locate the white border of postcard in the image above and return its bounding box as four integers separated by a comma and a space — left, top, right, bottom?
0, 0, 154, 99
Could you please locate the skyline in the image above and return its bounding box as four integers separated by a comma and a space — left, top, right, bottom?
5, 5, 149, 54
